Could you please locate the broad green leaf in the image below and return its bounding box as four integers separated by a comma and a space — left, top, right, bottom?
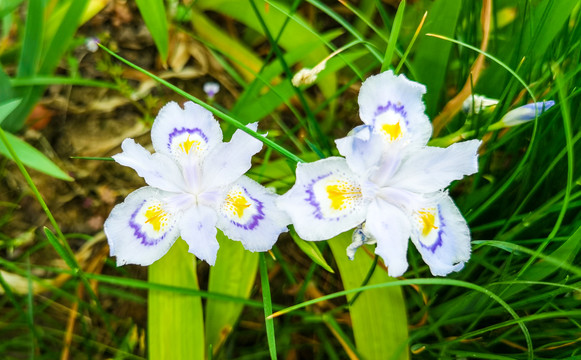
290, 230, 334, 273
205, 232, 259, 354
148, 240, 204, 360
329, 232, 409, 360
135, 0, 169, 63
0, 100, 73, 181
0, 98, 22, 124
411, 0, 462, 116
190, 8, 263, 82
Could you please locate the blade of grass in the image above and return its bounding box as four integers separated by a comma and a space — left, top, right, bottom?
98, 43, 304, 164
268, 278, 533, 359
395, 11, 428, 74
381, 0, 405, 72
259, 253, 277, 360
10, 77, 118, 89
426, 33, 536, 102
411, 0, 461, 115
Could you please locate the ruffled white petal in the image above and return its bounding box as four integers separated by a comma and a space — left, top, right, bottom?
216, 176, 289, 252
179, 204, 220, 265
365, 198, 412, 277
358, 70, 432, 148
151, 101, 223, 164
410, 193, 471, 276
201, 123, 263, 190
335, 125, 383, 176
104, 187, 181, 266
277, 157, 367, 241
113, 139, 186, 193
387, 140, 481, 192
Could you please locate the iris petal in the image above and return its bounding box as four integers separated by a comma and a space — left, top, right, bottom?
202, 123, 263, 190
277, 157, 367, 241
113, 139, 186, 193
180, 205, 220, 265
365, 198, 411, 277
151, 101, 223, 164
410, 194, 471, 276
358, 70, 432, 148
216, 176, 289, 252
104, 187, 181, 266
387, 140, 481, 192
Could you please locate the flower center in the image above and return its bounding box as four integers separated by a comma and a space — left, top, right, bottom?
374, 101, 407, 142
179, 135, 201, 154
381, 122, 402, 140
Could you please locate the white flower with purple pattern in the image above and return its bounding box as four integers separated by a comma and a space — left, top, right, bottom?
277, 71, 481, 277
104, 101, 289, 266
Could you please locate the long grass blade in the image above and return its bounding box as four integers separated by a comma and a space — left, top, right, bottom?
259, 253, 277, 360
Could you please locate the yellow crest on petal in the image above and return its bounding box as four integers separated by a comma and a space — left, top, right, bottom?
381, 122, 402, 140
179, 135, 201, 154
144, 204, 169, 232
224, 191, 252, 218
325, 180, 362, 211
418, 208, 438, 237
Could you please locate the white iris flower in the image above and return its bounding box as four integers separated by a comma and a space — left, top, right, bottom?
104, 102, 290, 266
278, 71, 481, 277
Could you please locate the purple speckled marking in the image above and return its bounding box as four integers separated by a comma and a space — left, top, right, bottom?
419, 204, 444, 253
229, 187, 265, 230
304, 172, 332, 220
128, 200, 172, 246
167, 127, 208, 151
304, 172, 359, 222
373, 101, 409, 128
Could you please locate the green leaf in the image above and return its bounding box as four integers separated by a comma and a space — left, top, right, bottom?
0, 98, 22, 125
17, 0, 44, 78
148, 239, 204, 359
205, 233, 259, 354
328, 232, 409, 360
135, 0, 169, 63
259, 253, 277, 360
40, 0, 89, 74
194, 0, 337, 99
290, 230, 334, 273
0, 100, 72, 181
0, 131, 73, 181
43, 227, 78, 271
381, 0, 405, 72
411, 0, 462, 116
